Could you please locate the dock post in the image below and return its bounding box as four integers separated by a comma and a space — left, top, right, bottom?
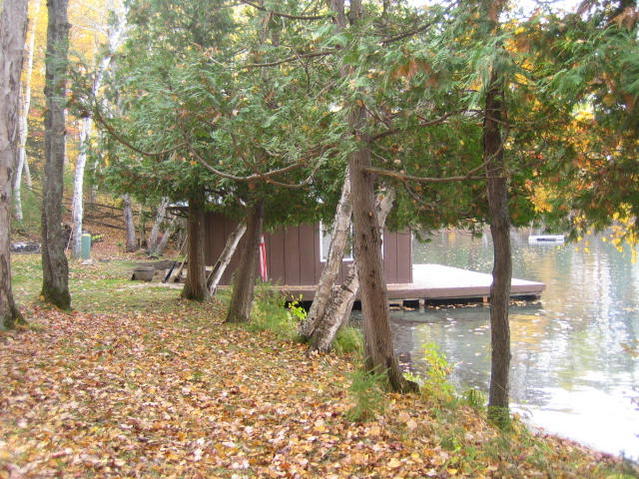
419, 298, 425, 311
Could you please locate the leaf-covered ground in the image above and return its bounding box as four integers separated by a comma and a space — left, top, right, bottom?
1, 257, 635, 478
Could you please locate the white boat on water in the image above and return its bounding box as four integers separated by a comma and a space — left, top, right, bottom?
528, 234, 565, 244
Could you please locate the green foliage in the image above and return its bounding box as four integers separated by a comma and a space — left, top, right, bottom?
488, 405, 511, 430
286, 297, 307, 322
11, 186, 41, 236
333, 326, 364, 355
346, 368, 387, 422
420, 342, 455, 405
463, 388, 486, 411
249, 284, 301, 342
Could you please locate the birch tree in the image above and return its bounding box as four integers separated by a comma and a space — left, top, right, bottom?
122, 194, 137, 252
71, 1, 128, 258
13, 0, 40, 222
306, 187, 395, 353
147, 196, 169, 255
299, 168, 352, 339
0, 0, 28, 329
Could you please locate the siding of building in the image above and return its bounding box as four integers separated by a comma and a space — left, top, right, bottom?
204, 212, 412, 286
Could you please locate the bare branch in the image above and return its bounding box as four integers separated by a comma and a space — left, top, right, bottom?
242, 49, 334, 69
379, 6, 452, 45
371, 109, 471, 141
364, 166, 489, 183
187, 143, 304, 183
93, 107, 186, 157
241, 0, 328, 20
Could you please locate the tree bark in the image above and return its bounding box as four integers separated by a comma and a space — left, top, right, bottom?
299, 168, 352, 338
147, 196, 169, 255
350, 133, 415, 393
207, 220, 246, 296
70, 5, 128, 257
155, 215, 177, 256
181, 192, 209, 301
13, 0, 41, 222
70, 117, 89, 257
480, 0, 512, 425
329, 0, 417, 393
0, 0, 28, 329
122, 193, 137, 252
308, 188, 395, 353
41, 0, 71, 309
225, 199, 264, 323
484, 67, 512, 423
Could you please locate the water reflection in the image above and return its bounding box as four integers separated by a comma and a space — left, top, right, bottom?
392, 230, 639, 458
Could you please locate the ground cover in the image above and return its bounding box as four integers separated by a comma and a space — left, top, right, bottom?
1, 256, 636, 478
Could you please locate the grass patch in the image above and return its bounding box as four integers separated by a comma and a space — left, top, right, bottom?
333, 325, 364, 354
346, 367, 388, 422
247, 283, 302, 341
12, 255, 181, 314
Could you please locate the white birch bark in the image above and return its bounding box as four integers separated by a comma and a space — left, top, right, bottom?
207, 221, 247, 296
0, 0, 28, 329
122, 193, 137, 252
299, 167, 352, 338
307, 188, 395, 352
13, 0, 42, 222
147, 196, 169, 255
71, 3, 128, 257
155, 215, 178, 256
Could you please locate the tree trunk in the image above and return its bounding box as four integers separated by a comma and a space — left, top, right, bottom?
70, 4, 127, 257
328, 0, 416, 393
13, 0, 41, 222
484, 67, 512, 424
41, 0, 71, 309
122, 194, 137, 252
0, 0, 28, 329
70, 116, 89, 257
349, 107, 416, 393
147, 196, 169, 255
181, 192, 209, 301
155, 215, 177, 256
138, 203, 146, 248
207, 220, 246, 296
479, 0, 512, 425
310, 279, 356, 353
299, 168, 352, 338
225, 200, 264, 323
308, 188, 395, 353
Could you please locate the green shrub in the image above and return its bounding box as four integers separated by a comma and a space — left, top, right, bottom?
463, 388, 486, 411
421, 342, 456, 405
11, 185, 41, 236
346, 367, 387, 422
333, 325, 363, 354
248, 284, 301, 341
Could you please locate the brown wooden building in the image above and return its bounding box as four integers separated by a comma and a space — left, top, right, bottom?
204, 212, 412, 287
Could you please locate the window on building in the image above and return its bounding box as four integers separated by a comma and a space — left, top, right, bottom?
319, 221, 354, 262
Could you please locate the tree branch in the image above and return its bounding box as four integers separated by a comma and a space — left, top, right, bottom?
241, 0, 328, 20
365, 166, 488, 183
242, 49, 334, 69
93, 106, 186, 157
371, 109, 471, 141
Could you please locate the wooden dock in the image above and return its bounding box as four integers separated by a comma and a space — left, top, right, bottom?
277, 263, 545, 305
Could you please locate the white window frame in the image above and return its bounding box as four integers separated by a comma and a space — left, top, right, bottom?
319, 221, 354, 262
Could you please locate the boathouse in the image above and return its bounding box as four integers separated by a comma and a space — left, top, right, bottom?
203, 212, 545, 304
203, 211, 412, 288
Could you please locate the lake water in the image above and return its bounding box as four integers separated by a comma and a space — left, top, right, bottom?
387, 229, 639, 459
